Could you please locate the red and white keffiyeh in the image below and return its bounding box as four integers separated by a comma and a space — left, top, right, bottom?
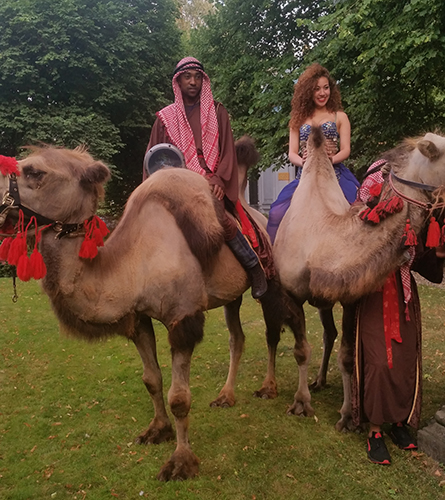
157, 57, 219, 176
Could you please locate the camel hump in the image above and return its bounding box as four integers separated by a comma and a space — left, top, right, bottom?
141, 168, 225, 270
309, 126, 325, 150
235, 135, 260, 168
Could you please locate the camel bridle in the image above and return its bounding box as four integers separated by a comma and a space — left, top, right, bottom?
0, 173, 89, 239
389, 170, 445, 213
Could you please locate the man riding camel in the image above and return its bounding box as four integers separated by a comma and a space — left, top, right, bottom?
145, 56, 267, 299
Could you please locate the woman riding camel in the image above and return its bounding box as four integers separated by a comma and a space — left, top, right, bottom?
267, 63, 359, 243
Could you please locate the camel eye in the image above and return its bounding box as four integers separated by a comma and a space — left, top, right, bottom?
23, 165, 46, 182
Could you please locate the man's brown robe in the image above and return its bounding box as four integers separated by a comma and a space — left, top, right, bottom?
352, 248, 444, 429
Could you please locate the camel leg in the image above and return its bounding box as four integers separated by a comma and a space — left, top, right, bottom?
335, 302, 359, 432
253, 279, 284, 399
286, 298, 314, 417
157, 312, 204, 481
210, 295, 244, 408
132, 316, 175, 445
310, 306, 338, 391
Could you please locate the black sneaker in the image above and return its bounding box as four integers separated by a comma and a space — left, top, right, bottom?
367, 432, 391, 465
388, 423, 418, 450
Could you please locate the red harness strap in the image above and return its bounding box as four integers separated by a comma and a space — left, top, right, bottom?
234, 200, 258, 248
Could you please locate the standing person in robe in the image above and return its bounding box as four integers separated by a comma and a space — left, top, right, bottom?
145, 56, 267, 299
267, 63, 359, 243
353, 164, 445, 465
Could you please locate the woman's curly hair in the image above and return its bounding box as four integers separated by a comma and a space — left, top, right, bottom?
289, 63, 343, 130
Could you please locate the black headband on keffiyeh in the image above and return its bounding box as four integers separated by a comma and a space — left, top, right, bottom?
173, 60, 205, 75
156, 57, 219, 176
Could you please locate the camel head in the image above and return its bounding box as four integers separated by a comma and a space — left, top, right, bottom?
14, 146, 110, 224
397, 132, 445, 189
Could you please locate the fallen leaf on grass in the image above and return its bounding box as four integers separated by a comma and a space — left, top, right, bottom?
240, 414, 249, 418
435, 470, 442, 477
30, 445, 37, 453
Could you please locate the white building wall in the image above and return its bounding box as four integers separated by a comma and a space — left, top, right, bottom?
246, 163, 296, 214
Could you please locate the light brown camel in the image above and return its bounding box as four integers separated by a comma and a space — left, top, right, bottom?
236, 135, 354, 404
270, 127, 445, 429
0, 146, 290, 481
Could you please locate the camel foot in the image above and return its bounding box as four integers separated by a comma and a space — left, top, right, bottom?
209, 393, 235, 408
253, 382, 278, 400
335, 415, 363, 433
157, 448, 200, 481
309, 378, 327, 392
286, 400, 314, 417
135, 421, 175, 445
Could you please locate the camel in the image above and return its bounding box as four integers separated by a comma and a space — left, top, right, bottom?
236, 135, 355, 406
270, 127, 445, 429
0, 145, 291, 481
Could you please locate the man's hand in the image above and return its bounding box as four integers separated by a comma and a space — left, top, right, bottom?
211, 184, 225, 200
435, 245, 445, 259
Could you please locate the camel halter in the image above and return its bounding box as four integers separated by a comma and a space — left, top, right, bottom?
1, 172, 92, 239
1, 170, 109, 290
389, 170, 445, 211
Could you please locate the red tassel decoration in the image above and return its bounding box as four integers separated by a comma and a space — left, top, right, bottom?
366, 206, 381, 224
7, 233, 27, 265
17, 253, 32, 281
0, 155, 20, 176
359, 207, 371, 221
0, 237, 13, 261
369, 182, 382, 197
426, 217, 441, 248
402, 219, 418, 246
78, 216, 108, 259
27, 217, 48, 280
385, 196, 404, 214
30, 247, 47, 279
79, 235, 98, 259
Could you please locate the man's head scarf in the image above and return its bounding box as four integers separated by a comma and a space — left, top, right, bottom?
156, 57, 219, 175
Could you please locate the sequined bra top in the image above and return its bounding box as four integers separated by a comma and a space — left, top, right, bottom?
299, 121, 339, 142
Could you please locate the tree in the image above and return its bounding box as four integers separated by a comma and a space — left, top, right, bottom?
302, 0, 445, 173
0, 0, 181, 208
192, 0, 328, 171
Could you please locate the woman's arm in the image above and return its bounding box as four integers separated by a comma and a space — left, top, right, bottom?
288, 127, 306, 167
330, 111, 351, 164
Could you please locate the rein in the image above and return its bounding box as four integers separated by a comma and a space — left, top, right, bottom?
389, 170, 445, 212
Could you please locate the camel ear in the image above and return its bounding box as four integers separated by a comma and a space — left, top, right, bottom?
81, 161, 111, 187
417, 140, 442, 161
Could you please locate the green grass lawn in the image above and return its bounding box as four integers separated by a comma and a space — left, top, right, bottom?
1, 279, 445, 500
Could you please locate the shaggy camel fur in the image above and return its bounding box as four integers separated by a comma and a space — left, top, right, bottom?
272, 128, 445, 429
0, 146, 290, 481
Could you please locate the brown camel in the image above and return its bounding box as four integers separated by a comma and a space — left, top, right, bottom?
269, 127, 445, 429
0, 146, 291, 481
